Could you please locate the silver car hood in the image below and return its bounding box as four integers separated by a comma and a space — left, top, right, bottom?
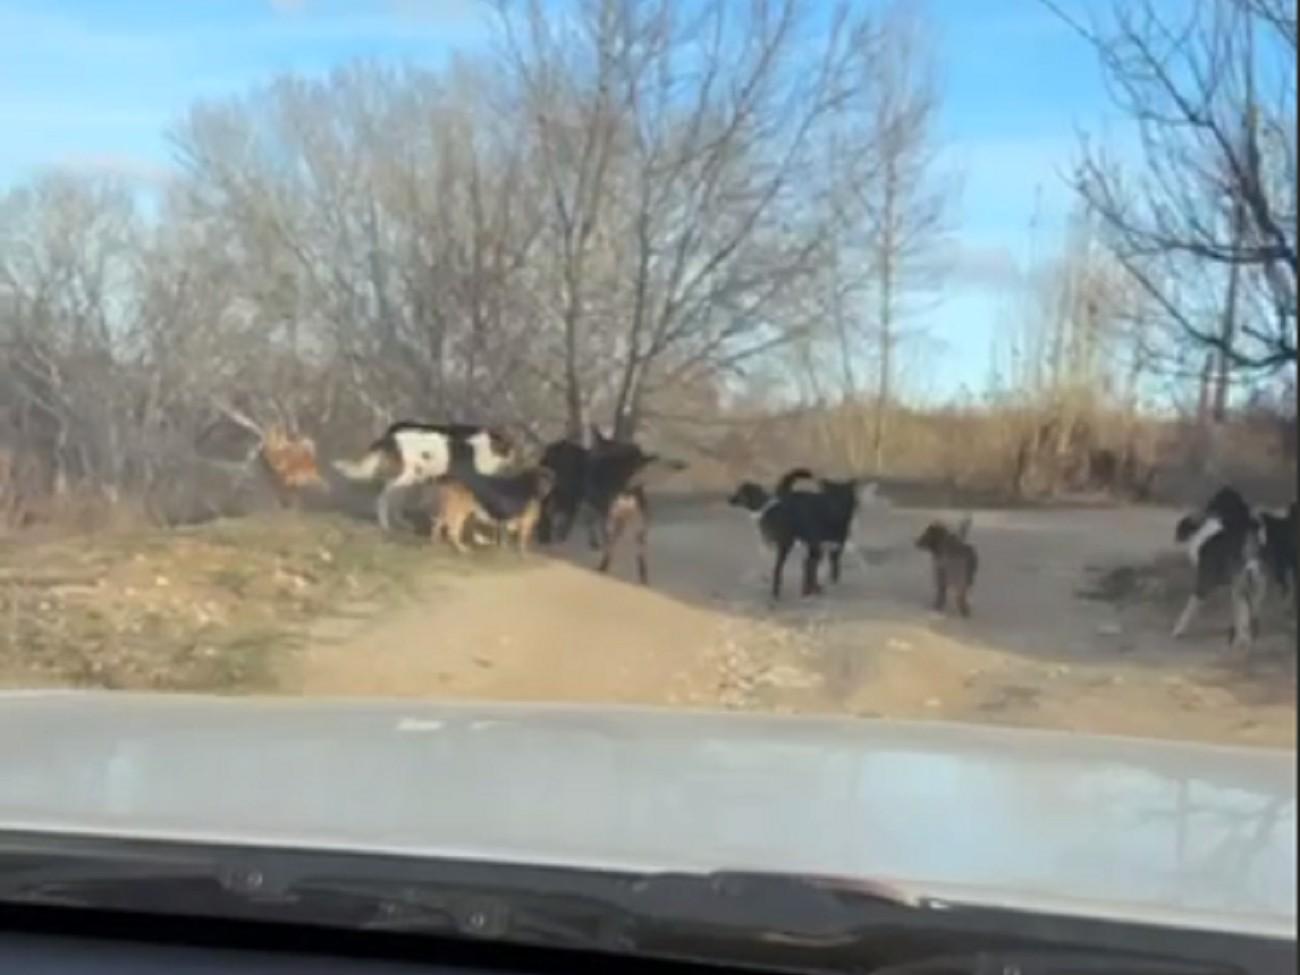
0, 691, 1294, 940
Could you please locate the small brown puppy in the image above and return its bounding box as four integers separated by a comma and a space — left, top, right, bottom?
432, 467, 556, 555
915, 516, 978, 617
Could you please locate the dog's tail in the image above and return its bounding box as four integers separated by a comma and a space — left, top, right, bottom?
775, 467, 817, 496
332, 449, 386, 482
954, 514, 973, 541
858, 481, 883, 506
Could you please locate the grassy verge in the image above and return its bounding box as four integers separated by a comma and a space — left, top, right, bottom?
0, 512, 506, 693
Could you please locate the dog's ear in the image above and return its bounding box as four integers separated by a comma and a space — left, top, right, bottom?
488, 428, 514, 457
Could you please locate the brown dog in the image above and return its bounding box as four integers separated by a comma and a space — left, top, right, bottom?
915, 516, 978, 617
432, 467, 556, 555
259, 429, 326, 508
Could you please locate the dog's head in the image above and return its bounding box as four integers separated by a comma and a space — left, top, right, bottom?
1205, 486, 1253, 531
728, 481, 770, 513
487, 427, 515, 461
261, 431, 327, 490
464, 427, 515, 474
915, 521, 952, 554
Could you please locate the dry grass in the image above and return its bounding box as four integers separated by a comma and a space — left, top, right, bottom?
656, 399, 1295, 509
0, 511, 496, 693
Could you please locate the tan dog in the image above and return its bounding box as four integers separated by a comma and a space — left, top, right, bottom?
259, 429, 326, 508
915, 516, 978, 617
432, 467, 556, 555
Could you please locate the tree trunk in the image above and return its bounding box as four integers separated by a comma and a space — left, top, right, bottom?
873, 238, 894, 475
1212, 192, 1246, 422
562, 290, 584, 441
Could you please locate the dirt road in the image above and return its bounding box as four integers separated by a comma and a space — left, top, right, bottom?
287, 497, 1297, 748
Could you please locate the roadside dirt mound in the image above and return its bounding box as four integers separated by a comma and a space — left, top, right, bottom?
287, 560, 818, 707
286, 529, 1297, 749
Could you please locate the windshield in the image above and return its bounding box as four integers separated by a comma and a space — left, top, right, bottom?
0, 0, 1295, 968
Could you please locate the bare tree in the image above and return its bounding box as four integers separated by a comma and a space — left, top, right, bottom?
171, 63, 546, 433
497, 0, 628, 439
776, 1, 953, 470
0, 173, 142, 496
1046, 0, 1297, 386
857, 3, 952, 471
615, 1, 880, 437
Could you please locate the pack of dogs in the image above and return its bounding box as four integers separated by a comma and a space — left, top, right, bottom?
332, 418, 1296, 651
333, 421, 685, 584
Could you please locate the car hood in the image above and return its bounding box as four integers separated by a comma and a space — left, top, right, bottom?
0, 691, 1294, 940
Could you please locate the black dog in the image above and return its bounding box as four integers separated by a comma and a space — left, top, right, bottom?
771, 468, 862, 584
729, 469, 861, 601
536, 426, 686, 583
728, 481, 825, 600
1172, 486, 1268, 650
1258, 501, 1297, 608
536, 439, 590, 544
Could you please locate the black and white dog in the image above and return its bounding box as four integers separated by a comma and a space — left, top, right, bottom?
728, 468, 866, 601
333, 421, 515, 531
1171, 486, 1284, 650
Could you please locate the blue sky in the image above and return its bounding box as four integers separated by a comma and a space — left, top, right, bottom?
0, 0, 1132, 398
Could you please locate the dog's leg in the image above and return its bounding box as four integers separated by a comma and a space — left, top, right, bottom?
444, 513, 469, 554
518, 502, 545, 555
377, 468, 421, 532
771, 538, 793, 602
634, 512, 649, 586
586, 503, 605, 552
553, 497, 577, 544
932, 563, 947, 613
1241, 560, 1265, 648
376, 482, 397, 532
829, 543, 843, 584
1229, 584, 1255, 655
633, 492, 650, 585
956, 576, 972, 618
597, 510, 624, 575
802, 543, 824, 597
1171, 594, 1201, 639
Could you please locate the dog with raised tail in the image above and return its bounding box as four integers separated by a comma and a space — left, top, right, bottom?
333, 421, 514, 532
769, 467, 871, 584
915, 515, 978, 617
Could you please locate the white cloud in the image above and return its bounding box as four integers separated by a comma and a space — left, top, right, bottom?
941, 239, 1025, 293
55, 152, 174, 186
